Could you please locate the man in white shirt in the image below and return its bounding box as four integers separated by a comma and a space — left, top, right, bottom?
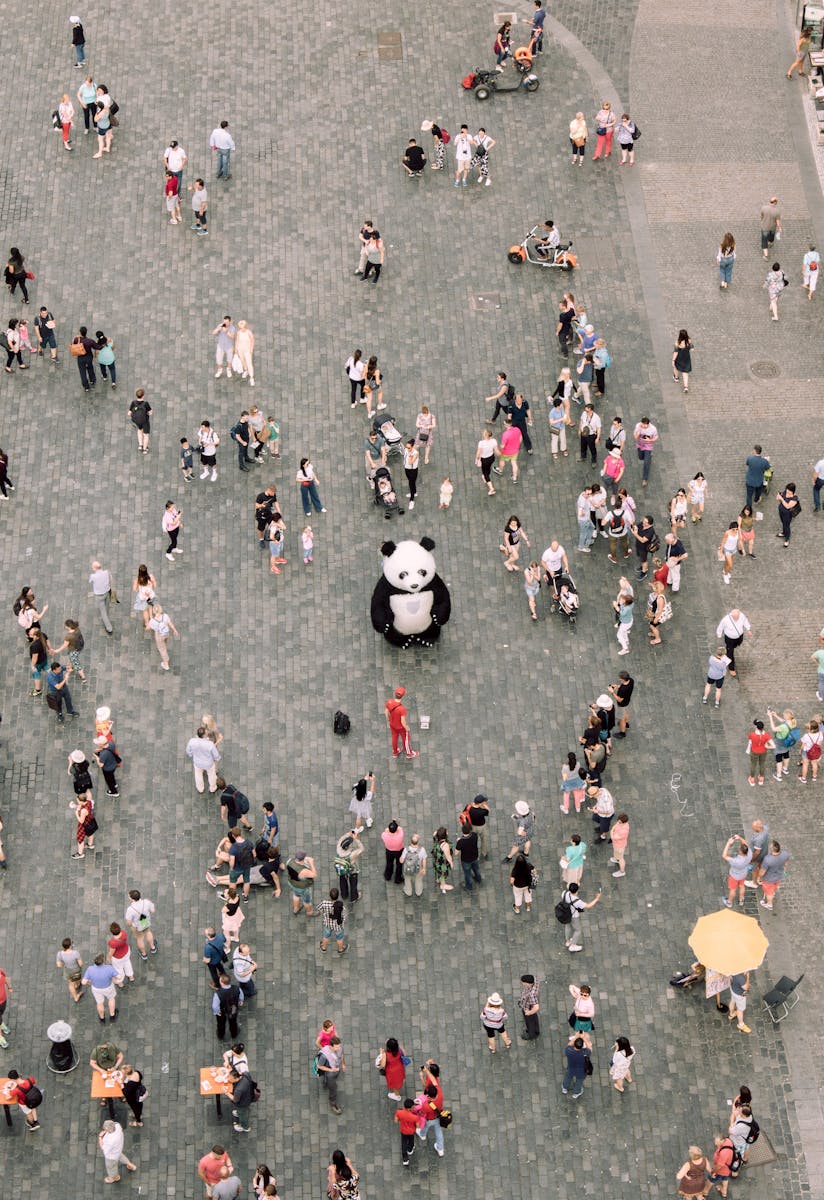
186, 726, 221, 793
576, 487, 594, 552
579, 404, 601, 464
453, 124, 473, 186
88, 560, 114, 634
716, 609, 752, 677
209, 121, 236, 180
163, 140, 187, 196
541, 540, 569, 595
812, 455, 824, 512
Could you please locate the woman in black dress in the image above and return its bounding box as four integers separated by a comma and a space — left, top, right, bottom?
122, 1065, 145, 1126
672, 329, 693, 393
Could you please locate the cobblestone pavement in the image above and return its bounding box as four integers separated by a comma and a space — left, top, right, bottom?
0, 1, 820, 1198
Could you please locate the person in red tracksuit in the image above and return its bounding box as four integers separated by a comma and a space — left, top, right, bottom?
384, 687, 418, 758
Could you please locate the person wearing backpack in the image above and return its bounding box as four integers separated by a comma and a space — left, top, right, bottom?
227, 829, 255, 900
218, 779, 253, 832
558, 881, 601, 951
228, 1066, 256, 1132
334, 831, 363, 902
799, 719, 824, 783
213, 973, 243, 1040
484, 371, 513, 423
709, 1134, 740, 1196
730, 1103, 760, 1161
765, 706, 799, 779
8, 1069, 42, 1129
400, 834, 427, 897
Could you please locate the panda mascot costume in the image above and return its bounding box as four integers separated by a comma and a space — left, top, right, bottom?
370, 537, 451, 648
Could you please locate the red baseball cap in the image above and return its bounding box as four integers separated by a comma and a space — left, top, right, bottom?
394, 687, 406, 698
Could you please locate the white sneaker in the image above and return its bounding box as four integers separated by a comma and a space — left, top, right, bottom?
387, 1091, 401, 1101
485, 178, 491, 186
160, 662, 170, 671
173, 548, 183, 554
241, 371, 248, 380
210, 469, 218, 481
226, 370, 233, 379
200, 468, 209, 479
165, 553, 175, 561
611, 870, 625, 878
249, 379, 255, 386
435, 1147, 444, 1157
568, 944, 583, 952
743, 881, 758, 889
214, 369, 223, 378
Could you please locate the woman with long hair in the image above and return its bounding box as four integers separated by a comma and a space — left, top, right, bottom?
717, 232, 736, 289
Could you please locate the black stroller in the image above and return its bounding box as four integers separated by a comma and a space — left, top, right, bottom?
550, 572, 579, 626
373, 465, 404, 519
372, 413, 405, 459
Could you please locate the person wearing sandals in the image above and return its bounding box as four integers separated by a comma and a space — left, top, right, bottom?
132, 565, 157, 629
56, 936, 84, 1002
609, 1036, 634, 1091
480, 993, 512, 1051
676, 1146, 712, 1198
121, 1065, 146, 1127
568, 983, 595, 1048
672, 330, 693, 393
509, 851, 534, 913
431, 827, 454, 893
523, 561, 541, 620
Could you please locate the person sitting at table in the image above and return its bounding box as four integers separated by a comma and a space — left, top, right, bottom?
90, 1041, 123, 1077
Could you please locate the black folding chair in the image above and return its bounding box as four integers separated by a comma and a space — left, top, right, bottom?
762, 974, 803, 1023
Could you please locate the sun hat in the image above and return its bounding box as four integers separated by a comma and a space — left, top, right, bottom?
487, 993, 503, 1006
514, 800, 530, 817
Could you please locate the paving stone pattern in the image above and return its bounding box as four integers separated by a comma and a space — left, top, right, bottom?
0, 1, 819, 1198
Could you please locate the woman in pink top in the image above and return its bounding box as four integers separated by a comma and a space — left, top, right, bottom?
610, 813, 630, 877
381, 820, 405, 884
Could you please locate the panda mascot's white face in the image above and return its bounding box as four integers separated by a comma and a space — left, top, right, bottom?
382, 540, 437, 635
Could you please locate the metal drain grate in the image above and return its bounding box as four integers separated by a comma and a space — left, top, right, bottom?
377, 31, 403, 61
469, 292, 502, 312
750, 361, 780, 379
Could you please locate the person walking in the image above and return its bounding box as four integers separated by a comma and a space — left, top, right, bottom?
802, 243, 820, 299
129, 389, 152, 454
633, 417, 658, 487
518, 975, 540, 1040
107, 922, 135, 987
475, 428, 498, 496
345, 349, 366, 406
759, 840, 789, 910
186, 726, 221, 793
703, 647, 732, 708
88, 560, 115, 634
509, 850, 534, 913
562, 1036, 591, 1097
480, 992, 512, 1051
95, 330, 116, 387
210, 120, 235, 179
759, 196, 782, 257
284, 851, 316, 915
787, 26, 813, 76
164, 170, 181, 224
98, 1120, 137, 1183
717, 233, 736, 289
162, 500, 183, 562
672, 330, 693, 392
456, 822, 482, 891
317, 1038, 346, 1114
716, 608, 752, 676
718, 521, 741, 586
56, 937, 84, 1003
569, 111, 587, 164
82, 954, 117, 1017
494, 414, 523, 481
70, 325, 96, 390
395, 1099, 419, 1167
190, 178, 209, 235
361, 231, 384, 282
47, 661, 79, 724
125, 890, 157, 960
376, 1037, 407, 1101
765, 261, 787, 319
147, 602, 179, 671
94, 736, 120, 795
561, 881, 601, 952
777, 482, 800, 545
235, 320, 255, 385
213, 973, 243, 1041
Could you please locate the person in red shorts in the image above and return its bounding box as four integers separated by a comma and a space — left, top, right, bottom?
385, 687, 418, 758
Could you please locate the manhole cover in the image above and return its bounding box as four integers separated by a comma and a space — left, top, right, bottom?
750, 360, 780, 379
469, 292, 501, 312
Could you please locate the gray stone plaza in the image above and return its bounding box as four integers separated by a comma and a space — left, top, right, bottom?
1, 0, 823, 1196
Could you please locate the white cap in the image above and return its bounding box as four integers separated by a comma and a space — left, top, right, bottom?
69, 749, 85, 763
96, 706, 111, 721
70, 15, 80, 21
596, 693, 613, 708
514, 800, 530, 817
420, 119, 433, 132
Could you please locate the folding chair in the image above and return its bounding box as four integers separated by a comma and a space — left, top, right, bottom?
762, 974, 804, 1023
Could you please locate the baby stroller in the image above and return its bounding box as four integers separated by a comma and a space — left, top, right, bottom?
372, 413, 404, 458
373, 465, 404, 519
551, 573, 579, 625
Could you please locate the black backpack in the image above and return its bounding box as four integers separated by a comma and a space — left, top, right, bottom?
555, 895, 573, 925
223, 784, 249, 815
255, 837, 271, 861
233, 841, 254, 870
505, 383, 516, 403
24, 1084, 43, 1108
249, 1076, 261, 1103
647, 530, 660, 554
333, 711, 351, 736
229, 422, 241, 442
742, 1117, 761, 1145
74, 631, 85, 651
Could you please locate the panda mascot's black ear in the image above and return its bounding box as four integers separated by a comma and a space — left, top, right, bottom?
381, 541, 397, 556
420, 537, 435, 551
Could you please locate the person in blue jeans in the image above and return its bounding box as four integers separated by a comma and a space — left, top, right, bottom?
46, 662, 78, 723
563, 1036, 591, 1097
633, 417, 658, 486
812, 456, 824, 511
744, 444, 771, 508
296, 458, 326, 516
455, 825, 482, 890
416, 1084, 445, 1155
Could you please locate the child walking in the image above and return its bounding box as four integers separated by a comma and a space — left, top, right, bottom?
302, 526, 314, 564
179, 437, 194, 481
268, 514, 286, 574
439, 477, 453, 510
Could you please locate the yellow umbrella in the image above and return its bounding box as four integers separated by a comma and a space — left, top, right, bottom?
688, 908, 769, 976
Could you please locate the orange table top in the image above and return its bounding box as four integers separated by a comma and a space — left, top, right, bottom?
200, 1066, 233, 1097
91, 1069, 124, 1099
0, 1078, 20, 1107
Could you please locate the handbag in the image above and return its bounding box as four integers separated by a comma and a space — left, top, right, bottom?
231, 353, 243, 373
69, 339, 85, 357
559, 856, 570, 869
25, 270, 35, 280
584, 1056, 594, 1076
85, 815, 99, 835
631, 124, 641, 140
